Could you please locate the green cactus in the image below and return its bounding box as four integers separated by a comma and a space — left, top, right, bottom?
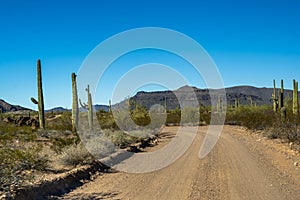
235, 98, 239, 108
293, 79, 298, 116
31, 59, 45, 129
279, 79, 284, 109
71, 73, 79, 132
79, 85, 93, 130
281, 107, 287, 122
272, 80, 278, 112
109, 99, 112, 113
217, 95, 222, 113
249, 96, 253, 107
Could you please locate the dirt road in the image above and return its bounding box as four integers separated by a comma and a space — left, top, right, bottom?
59, 126, 300, 200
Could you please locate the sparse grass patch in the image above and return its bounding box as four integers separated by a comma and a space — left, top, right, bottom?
103, 129, 139, 148
46, 111, 72, 131
0, 144, 49, 192
58, 143, 93, 166
0, 121, 36, 142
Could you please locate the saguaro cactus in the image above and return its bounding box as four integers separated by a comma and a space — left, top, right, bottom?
293, 79, 299, 116
109, 99, 112, 113
79, 85, 93, 130
234, 98, 239, 108
279, 79, 284, 109
71, 73, 79, 132
31, 59, 45, 129
272, 80, 278, 112
217, 95, 222, 113
249, 96, 253, 107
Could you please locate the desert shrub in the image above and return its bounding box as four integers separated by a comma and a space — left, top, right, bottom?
225, 105, 275, 130
46, 111, 72, 131
0, 121, 36, 142
200, 106, 211, 124
166, 108, 181, 125
38, 130, 79, 153
181, 107, 200, 124
50, 134, 79, 153
58, 143, 93, 166
100, 129, 157, 149
270, 121, 300, 143
131, 106, 151, 126
0, 144, 48, 192
265, 129, 281, 139
225, 104, 300, 144
84, 135, 116, 159
96, 110, 118, 129
103, 129, 139, 148
111, 106, 151, 131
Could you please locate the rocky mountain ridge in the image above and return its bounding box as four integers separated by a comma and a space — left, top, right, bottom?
1, 85, 298, 112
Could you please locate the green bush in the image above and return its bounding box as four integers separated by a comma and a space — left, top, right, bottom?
48, 131, 79, 153
0, 121, 36, 142
225, 104, 300, 144
225, 105, 275, 129
96, 110, 118, 129
166, 108, 181, 125
131, 106, 151, 126
0, 144, 48, 192
46, 111, 72, 131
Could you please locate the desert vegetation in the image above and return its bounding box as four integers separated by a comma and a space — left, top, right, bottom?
0, 60, 299, 198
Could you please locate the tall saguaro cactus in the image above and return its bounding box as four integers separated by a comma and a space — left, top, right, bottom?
234, 98, 239, 108
279, 79, 284, 109
79, 85, 93, 130
249, 96, 253, 107
272, 80, 278, 112
293, 79, 299, 116
109, 99, 112, 113
71, 73, 79, 132
31, 59, 45, 129
217, 95, 222, 113
278, 79, 286, 122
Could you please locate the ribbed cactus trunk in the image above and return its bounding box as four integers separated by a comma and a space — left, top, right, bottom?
87, 85, 93, 130
217, 96, 221, 113
109, 99, 112, 113
293, 79, 298, 116
235, 98, 239, 108
272, 80, 278, 112
79, 84, 93, 130
71, 73, 79, 132
249, 96, 253, 106
279, 79, 284, 109
278, 80, 286, 122
37, 59, 45, 129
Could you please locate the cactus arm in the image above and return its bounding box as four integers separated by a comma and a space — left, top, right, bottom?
31, 97, 38, 105
79, 99, 88, 109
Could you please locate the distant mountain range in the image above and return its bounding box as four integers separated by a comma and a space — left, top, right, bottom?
0, 99, 31, 113
45, 105, 110, 113
115, 85, 299, 110
1, 85, 299, 113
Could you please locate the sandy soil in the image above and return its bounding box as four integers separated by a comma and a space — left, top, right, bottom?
56, 126, 300, 200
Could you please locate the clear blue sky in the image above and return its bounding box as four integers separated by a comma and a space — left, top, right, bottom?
1, 0, 300, 109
